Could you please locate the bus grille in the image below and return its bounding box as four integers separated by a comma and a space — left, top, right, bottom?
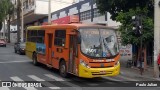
91, 66, 113, 68
91, 71, 113, 75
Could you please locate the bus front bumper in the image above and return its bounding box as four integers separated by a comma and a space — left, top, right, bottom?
78, 62, 120, 78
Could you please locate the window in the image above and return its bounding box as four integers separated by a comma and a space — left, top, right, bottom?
27, 30, 45, 43
27, 30, 31, 42
93, 8, 102, 18
80, 10, 91, 21
54, 30, 66, 46
37, 30, 45, 43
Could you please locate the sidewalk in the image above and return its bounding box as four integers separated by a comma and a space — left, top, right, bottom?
120, 60, 160, 81
7, 43, 14, 46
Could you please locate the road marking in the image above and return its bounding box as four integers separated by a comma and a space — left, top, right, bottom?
28, 75, 45, 81
44, 74, 65, 81
10, 76, 37, 90
0, 60, 30, 64
49, 87, 61, 89
28, 75, 61, 89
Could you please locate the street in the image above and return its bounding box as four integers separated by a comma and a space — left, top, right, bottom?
0, 44, 159, 90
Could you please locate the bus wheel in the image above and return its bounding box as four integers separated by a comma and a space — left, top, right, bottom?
59, 61, 68, 77
32, 53, 38, 66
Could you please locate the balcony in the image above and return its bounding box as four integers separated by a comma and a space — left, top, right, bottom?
23, 5, 36, 15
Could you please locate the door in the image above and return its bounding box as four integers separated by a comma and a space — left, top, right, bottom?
69, 35, 77, 73
48, 34, 53, 65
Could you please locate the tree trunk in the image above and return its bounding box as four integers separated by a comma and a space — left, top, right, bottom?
144, 44, 147, 70
7, 15, 10, 43
17, 0, 21, 42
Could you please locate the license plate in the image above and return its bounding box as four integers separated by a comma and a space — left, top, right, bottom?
100, 71, 106, 74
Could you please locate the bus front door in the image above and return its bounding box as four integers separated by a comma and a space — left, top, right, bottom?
47, 34, 53, 65
69, 35, 77, 74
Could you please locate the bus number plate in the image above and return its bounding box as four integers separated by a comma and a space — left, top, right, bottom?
100, 71, 106, 74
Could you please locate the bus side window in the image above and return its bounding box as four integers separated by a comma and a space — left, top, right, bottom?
27, 30, 31, 42
54, 30, 66, 47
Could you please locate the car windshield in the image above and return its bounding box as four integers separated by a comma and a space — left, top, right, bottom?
79, 28, 119, 58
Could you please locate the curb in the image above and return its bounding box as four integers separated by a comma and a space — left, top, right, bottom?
120, 71, 160, 81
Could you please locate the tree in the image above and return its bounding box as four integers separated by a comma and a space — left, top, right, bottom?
116, 7, 153, 46
17, 0, 21, 43
0, 0, 14, 42
96, 0, 154, 70
0, 0, 13, 30
7, 1, 14, 43
96, 0, 153, 20
0, 22, 2, 30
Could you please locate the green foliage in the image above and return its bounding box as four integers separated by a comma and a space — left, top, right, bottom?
96, 0, 154, 46
0, 0, 13, 30
116, 7, 153, 46
96, 0, 153, 20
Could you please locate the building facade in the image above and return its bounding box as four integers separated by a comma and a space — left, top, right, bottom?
10, 0, 75, 43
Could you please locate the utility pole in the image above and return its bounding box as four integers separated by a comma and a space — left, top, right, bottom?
3, 20, 5, 40
21, 0, 24, 42
154, 0, 160, 78
48, 0, 51, 24
17, 0, 21, 42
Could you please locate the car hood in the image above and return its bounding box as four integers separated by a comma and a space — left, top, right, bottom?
0, 41, 5, 43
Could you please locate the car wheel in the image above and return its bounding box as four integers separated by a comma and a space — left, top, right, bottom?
59, 60, 68, 78
32, 53, 38, 66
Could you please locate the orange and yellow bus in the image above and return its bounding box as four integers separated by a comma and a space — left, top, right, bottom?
26, 16, 120, 78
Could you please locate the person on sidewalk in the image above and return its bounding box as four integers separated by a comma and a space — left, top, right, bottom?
157, 51, 160, 77
138, 48, 145, 75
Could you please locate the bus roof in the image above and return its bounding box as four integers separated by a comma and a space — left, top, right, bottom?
27, 26, 43, 30
27, 23, 116, 30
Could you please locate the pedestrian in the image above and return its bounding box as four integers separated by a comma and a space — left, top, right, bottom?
157, 50, 160, 77
138, 48, 145, 75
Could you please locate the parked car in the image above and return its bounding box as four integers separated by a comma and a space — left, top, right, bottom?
0, 39, 6, 47
14, 42, 26, 55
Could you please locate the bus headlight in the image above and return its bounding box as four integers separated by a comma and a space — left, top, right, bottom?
80, 59, 90, 68
114, 61, 119, 66
106, 59, 115, 62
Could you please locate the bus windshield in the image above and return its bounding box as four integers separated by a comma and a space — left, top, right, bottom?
79, 28, 119, 58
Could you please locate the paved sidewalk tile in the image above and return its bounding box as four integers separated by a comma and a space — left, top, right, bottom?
120, 66, 160, 81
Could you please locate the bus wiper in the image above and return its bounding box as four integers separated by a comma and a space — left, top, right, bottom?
103, 39, 112, 56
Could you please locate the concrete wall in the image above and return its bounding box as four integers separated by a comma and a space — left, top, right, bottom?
10, 33, 17, 43
35, 0, 74, 15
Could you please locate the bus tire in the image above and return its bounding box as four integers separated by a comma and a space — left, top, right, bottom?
32, 53, 38, 66
59, 60, 68, 78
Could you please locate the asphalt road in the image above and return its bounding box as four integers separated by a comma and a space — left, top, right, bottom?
0, 44, 159, 90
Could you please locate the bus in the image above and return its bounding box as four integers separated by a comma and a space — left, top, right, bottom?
26, 15, 120, 78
